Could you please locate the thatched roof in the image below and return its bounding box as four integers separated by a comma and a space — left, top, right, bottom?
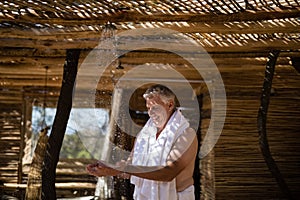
0, 0, 299, 104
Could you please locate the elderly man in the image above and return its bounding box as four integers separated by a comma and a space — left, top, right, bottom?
87, 84, 198, 200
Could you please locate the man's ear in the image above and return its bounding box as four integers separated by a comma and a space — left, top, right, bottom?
168, 100, 175, 111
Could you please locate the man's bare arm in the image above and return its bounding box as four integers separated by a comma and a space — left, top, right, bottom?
87, 128, 198, 182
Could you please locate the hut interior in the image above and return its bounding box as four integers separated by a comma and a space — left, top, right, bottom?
0, 0, 300, 199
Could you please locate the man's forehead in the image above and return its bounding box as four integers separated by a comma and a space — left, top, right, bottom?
146, 95, 163, 104
143, 91, 158, 99
146, 93, 159, 100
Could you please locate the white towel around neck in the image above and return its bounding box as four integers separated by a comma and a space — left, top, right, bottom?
130, 110, 189, 200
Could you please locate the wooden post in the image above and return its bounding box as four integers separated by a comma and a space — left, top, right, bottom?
257, 50, 294, 199
41, 49, 80, 200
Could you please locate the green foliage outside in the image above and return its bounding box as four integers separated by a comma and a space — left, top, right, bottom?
60, 132, 92, 159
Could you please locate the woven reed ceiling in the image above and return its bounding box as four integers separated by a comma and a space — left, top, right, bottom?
1, 0, 300, 48
0, 0, 300, 104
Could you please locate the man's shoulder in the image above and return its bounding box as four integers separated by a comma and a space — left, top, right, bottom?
184, 127, 196, 136
176, 127, 197, 144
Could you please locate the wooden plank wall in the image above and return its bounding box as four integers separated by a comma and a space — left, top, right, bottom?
0, 104, 22, 184
214, 62, 300, 199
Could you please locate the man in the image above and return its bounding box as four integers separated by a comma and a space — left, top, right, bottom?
87, 84, 198, 200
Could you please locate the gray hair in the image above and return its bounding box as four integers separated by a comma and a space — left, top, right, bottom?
143, 84, 179, 107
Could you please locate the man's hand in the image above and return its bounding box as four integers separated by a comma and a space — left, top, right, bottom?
86, 161, 121, 177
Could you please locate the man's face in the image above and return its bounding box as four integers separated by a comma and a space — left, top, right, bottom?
145, 94, 172, 130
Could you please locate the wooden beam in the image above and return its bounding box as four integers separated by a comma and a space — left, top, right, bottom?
0, 36, 299, 52
0, 55, 292, 68
1, 8, 299, 25
1, 48, 299, 59
0, 18, 299, 40
0, 78, 62, 87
